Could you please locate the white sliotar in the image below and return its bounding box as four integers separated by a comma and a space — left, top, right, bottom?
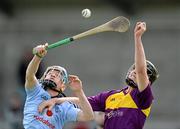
82, 9, 91, 18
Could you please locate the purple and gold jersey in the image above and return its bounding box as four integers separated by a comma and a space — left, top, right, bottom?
88, 85, 153, 129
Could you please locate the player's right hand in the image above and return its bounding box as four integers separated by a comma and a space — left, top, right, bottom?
33, 43, 48, 58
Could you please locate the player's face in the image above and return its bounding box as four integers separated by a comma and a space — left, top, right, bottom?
45, 69, 63, 88
128, 69, 137, 83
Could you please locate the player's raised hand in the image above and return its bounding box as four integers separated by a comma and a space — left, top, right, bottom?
68, 75, 83, 93
134, 22, 146, 37
33, 43, 48, 58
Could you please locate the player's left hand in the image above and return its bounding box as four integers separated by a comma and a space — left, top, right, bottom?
38, 98, 56, 113
68, 75, 83, 93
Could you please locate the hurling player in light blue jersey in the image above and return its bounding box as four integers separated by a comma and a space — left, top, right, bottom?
23, 43, 94, 129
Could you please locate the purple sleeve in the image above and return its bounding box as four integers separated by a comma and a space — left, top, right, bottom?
88, 91, 110, 112
131, 85, 154, 109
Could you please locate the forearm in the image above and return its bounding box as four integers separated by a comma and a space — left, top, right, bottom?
55, 97, 80, 105
25, 56, 41, 87
27, 56, 41, 75
75, 90, 94, 120
135, 35, 146, 72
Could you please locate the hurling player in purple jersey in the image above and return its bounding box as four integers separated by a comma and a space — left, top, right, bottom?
38, 22, 159, 129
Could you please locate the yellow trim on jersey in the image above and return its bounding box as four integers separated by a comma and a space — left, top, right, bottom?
141, 106, 151, 117
105, 92, 138, 109
105, 91, 151, 117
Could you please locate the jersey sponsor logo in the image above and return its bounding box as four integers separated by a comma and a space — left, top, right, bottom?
34, 115, 55, 129
105, 110, 123, 119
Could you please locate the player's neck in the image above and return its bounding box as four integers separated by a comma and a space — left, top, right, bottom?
47, 89, 59, 97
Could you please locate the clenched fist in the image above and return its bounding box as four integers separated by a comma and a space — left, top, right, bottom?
134, 22, 146, 37
33, 43, 48, 58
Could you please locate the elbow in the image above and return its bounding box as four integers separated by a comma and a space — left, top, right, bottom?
25, 72, 30, 82
86, 113, 94, 121
136, 67, 146, 75
25, 69, 30, 79
84, 112, 94, 121
135, 62, 147, 74
78, 110, 94, 122
136, 70, 145, 75
89, 113, 95, 120
25, 71, 31, 81
25, 71, 35, 82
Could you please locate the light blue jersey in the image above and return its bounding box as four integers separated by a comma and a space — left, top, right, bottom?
23, 83, 80, 129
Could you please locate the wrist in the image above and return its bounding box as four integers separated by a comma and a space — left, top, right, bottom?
74, 90, 84, 96
33, 55, 42, 62
32, 48, 43, 58
134, 35, 142, 40
35, 54, 43, 58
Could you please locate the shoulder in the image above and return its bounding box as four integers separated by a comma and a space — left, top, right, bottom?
101, 89, 122, 96
131, 84, 154, 101
88, 89, 122, 101
25, 82, 42, 93
25, 82, 47, 99
132, 84, 152, 95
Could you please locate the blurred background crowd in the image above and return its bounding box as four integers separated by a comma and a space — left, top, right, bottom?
0, 0, 180, 129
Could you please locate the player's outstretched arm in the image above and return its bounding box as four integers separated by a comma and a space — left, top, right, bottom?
134, 22, 149, 92
68, 75, 94, 121
38, 97, 80, 113
25, 43, 48, 89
